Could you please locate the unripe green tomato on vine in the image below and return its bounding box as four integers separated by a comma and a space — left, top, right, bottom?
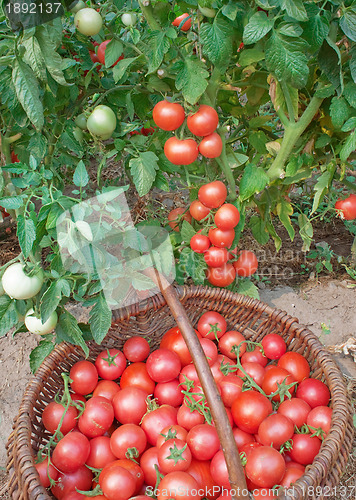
70, 0, 86, 14
121, 13, 137, 26
74, 8, 103, 36
75, 113, 87, 130
1, 263, 44, 300
25, 308, 58, 335
87, 105, 117, 139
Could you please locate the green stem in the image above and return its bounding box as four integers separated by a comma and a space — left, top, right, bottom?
267, 95, 323, 180
281, 81, 296, 122
138, 0, 160, 30
205, 68, 221, 107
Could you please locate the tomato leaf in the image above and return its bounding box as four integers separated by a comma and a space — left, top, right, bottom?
302, 14, 329, 52
56, 310, 89, 357
340, 130, 356, 162
104, 39, 123, 68
317, 38, 343, 96
12, 58, 44, 130
0, 195, 24, 209
73, 160, 89, 187
0, 296, 19, 337
89, 292, 112, 345
222, 1, 239, 21
179, 248, 206, 285
130, 152, 158, 197
17, 213, 37, 258
250, 215, 270, 245
41, 279, 70, 323
35, 26, 69, 86
29, 340, 54, 374
298, 213, 313, 252
243, 12, 274, 45
279, 0, 308, 21
236, 278, 260, 299
181, 220, 196, 243
340, 8, 356, 42
200, 17, 234, 67
276, 199, 295, 241
174, 56, 209, 105
239, 49, 265, 67
239, 165, 269, 201
329, 96, 350, 129
144, 30, 171, 74
22, 36, 47, 81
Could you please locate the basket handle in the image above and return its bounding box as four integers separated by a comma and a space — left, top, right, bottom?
145, 268, 249, 500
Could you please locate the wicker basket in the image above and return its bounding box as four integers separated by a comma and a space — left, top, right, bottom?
6, 286, 354, 500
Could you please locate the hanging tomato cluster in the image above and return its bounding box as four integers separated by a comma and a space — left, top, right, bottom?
34, 311, 332, 500
152, 101, 223, 166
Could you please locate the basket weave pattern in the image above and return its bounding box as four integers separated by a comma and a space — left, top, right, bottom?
6, 286, 354, 500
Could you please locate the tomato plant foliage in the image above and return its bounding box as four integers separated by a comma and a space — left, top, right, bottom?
0, 0, 355, 366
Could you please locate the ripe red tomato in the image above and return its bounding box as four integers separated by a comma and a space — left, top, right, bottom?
190, 233, 211, 253
241, 346, 267, 367
42, 402, 78, 435
89, 50, 100, 64
197, 311, 227, 340
160, 326, 200, 366
208, 228, 235, 248
123, 336, 150, 362
105, 459, 144, 495
110, 424, 147, 459
245, 446, 286, 488
187, 105, 219, 137
199, 338, 217, 366
78, 396, 115, 438
232, 427, 255, 450
233, 250, 258, 277
120, 362, 155, 394
187, 459, 220, 500
11, 151, 19, 162
279, 466, 304, 487
112, 386, 148, 425
93, 379, 121, 402
146, 348, 181, 383
70, 360, 98, 395
207, 263, 235, 287
288, 433, 321, 465
261, 333, 287, 360
154, 379, 184, 407
99, 464, 136, 500
251, 490, 276, 500
262, 366, 296, 402
210, 450, 230, 488
51, 466, 93, 499
214, 204, 240, 230
86, 436, 116, 469
141, 126, 155, 136
296, 378, 330, 408
189, 200, 210, 221
231, 391, 273, 434
156, 424, 188, 448
277, 398, 311, 428
199, 132, 223, 158
187, 423, 220, 460
257, 413, 294, 449
172, 13, 192, 31
52, 432, 90, 473
157, 471, 201, 500
97, 40, 124, 66
95, 348, 126, 380
277, 351, 310, 383
168, 207, 192, 232
139, 447, 161, 486
335, 194, 356, 220
218, 374, 243, 407
218, 330, 246, 359
164, 137, 199, 165
198, 181, 227, 208
204, 247, 229, 268
152, 101, 185, 131
35, 457, 59, 488
158, 438, 192, 473
141, 404, 178, 445
177, 403, 205, 430
307, 405, 332, 438
179, 363, 200, 389
237, 362, 265, 387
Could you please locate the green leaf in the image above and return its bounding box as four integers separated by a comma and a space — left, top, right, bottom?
0, 195, 24, 209
350, 46, 356, 84
298, 213, 313, 251
28, 133, 47, 160
236, 279, 259, 299
330, 97, 350, 129
130, 152, 158, 196
174, 57, 209, 105
239, 49, 265, 67
29, 341, 54, 374
12, 58, 44, 130
250, 215, 270, 245
17, 214, 36, 258
104, 39, 123, 68
266, 220, 282, 252
340, 8, 356, 42
276, 198, 295, 240
179, 248, 207, 285
341, 116, 356, 132
243, 12, 274, 45
0, 296, 19, 337
181, 220, 196, 242
222, 1, 239, 21
278, 23, 303, 37
240, 165, 269, 201
275, 81, 298, 119
318, 38, 343, 96
22, 36, 47, 81
73, 160, 89, 187
89, 293, 112, 345
131, 273, 155, 291
35, 26, 68, 86
278, 0, 307, 21
265, 31, 309, 88
200, 17, 233, 67
344, 82, 356, 109
144, 30, 170, 74
56, 310, 89, 357
311, 166, 335, 214
153, 170, 169, 191
340, 130, 356, 162
249, 130, 268, 153
302, 14, 329, 52
40, 279, 69, 323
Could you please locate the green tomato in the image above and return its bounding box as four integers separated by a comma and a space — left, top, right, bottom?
121, 13, 137, 26
87, 105, 117, 139
198, 4, 216, 17
75, 113, 87, 130
74, 8, 103, 36
25, 308, 58, 335
1, 263, 44, 300
73, 127, 84, 142
70, 0, 86, 14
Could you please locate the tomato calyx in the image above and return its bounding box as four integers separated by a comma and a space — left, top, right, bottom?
160, 427, 179, 442
279, 438, 293, 454
182, 389, 212, 425
125, 447, 140, 463
239, 451, 247, 466
207, 322, 222, 341
165, 442, 189, 465
269, 379, 298, 403
308, 425, 326, 440
76, 484, 103, 497
102, 348, 121, 367
295, 423, 312, 435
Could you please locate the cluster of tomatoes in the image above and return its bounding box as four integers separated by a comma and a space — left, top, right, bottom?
35, 310, 332, 500
152, 101, 223, 166
335, 193, 356, 221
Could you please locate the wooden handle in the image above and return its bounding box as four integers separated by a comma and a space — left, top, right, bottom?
145, 269, 249, 500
